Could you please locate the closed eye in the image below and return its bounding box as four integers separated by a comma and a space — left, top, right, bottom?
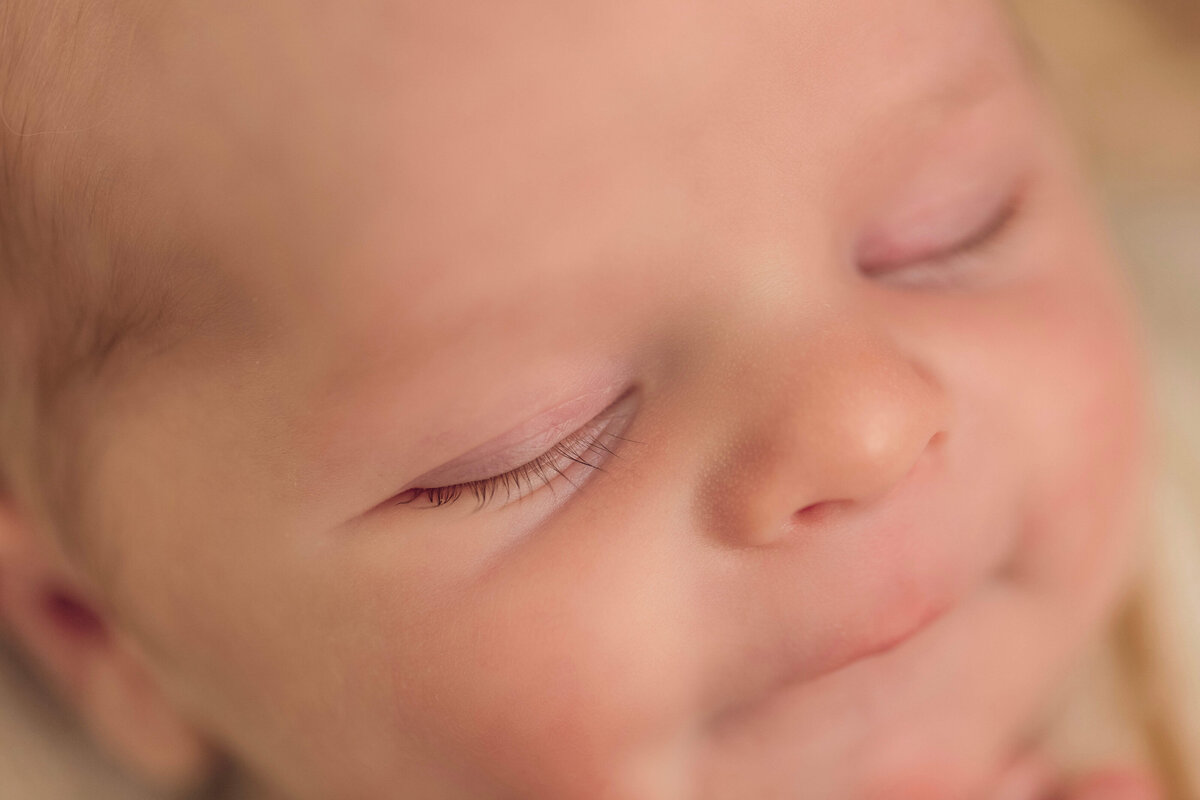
391, 394, 638, 511
859, 189, 1021, 282
854, 165, 1032, 291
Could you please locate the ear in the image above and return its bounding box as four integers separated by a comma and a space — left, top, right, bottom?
0, 493, 220, 793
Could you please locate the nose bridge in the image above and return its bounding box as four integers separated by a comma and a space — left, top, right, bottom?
701, 314, 949, 546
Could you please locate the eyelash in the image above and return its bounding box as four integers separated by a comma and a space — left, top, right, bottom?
393, 415, 635, 511
861, 188, 1024, 283
936, 193, 1020, 263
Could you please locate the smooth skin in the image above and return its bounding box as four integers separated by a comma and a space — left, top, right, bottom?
0, 0, 1163, 798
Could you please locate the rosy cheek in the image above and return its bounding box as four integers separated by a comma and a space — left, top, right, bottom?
1001, 227, 1150, 613
379, 526, 704, 798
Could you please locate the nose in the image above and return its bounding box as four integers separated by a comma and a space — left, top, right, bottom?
700, 319, 949, 547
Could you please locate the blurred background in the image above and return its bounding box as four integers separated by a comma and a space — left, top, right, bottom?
1012, 0, 1200, 371
1009, 3, 1200, 570
0, 2, 1198, 798
1016, 0, 1200, 187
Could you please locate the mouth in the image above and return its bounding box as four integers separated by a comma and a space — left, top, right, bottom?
710, 586, 959, 732
695, 575, 1062, 800
838, 594, 955, 666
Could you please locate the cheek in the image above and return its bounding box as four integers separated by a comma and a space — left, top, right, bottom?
377, 515, 703, 799
1030, 288, 1146, 590
996, 236, 1150, 618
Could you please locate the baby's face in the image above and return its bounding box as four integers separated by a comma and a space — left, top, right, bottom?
76, 0, 1148, 797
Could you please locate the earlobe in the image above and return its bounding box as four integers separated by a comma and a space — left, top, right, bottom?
80, 624, 224, 791
0, 493, 221, 793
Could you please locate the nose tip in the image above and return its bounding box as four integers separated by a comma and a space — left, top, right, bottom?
815, 395, 944, 506
793, 429, 943, 517
704, 334, 948, 548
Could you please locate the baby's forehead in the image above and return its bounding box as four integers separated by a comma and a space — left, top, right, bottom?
17, 0, 1024, 406
116, 2, 1015, 295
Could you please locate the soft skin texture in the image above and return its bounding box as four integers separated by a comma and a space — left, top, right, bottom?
17, 0, 1151, 798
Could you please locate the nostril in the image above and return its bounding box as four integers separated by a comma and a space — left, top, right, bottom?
793, 499, 848, 523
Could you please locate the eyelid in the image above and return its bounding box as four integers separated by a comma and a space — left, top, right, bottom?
407, 381, 629, 488
857, 167, 1028, 273
858, 185, 1023, 280
392, 389, 638, 511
